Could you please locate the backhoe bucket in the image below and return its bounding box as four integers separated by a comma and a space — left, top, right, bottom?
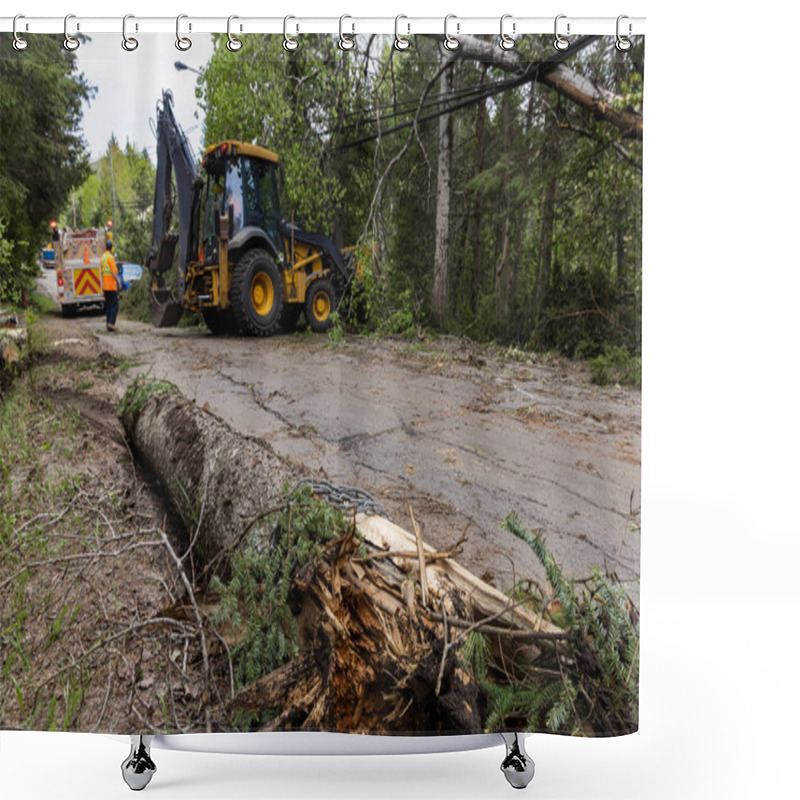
149, 288, 184, 328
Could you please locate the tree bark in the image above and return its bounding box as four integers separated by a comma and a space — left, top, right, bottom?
495, 96, 515, 319
122, 391, 300, 567
432, 58, 454, 327
533, 121, 559, 326
470, 64, 488, 315
616, 205, 627, 289
451, 35, 642, 140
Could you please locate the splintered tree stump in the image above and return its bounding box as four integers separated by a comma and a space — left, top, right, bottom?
122, 389, 299, 566
229, 528, 482, 734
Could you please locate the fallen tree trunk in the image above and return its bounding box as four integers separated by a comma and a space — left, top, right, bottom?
122, 383, 563, 734
452, 35, 643, 140
121, 385, 300, 566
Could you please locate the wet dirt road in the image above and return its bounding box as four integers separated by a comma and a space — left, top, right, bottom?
43, 280, 640, 601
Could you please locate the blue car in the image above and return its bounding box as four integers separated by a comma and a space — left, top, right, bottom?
118, 262, 142, 291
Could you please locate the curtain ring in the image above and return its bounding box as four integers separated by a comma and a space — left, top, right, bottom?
394, 15, 410, 51
499, 14, 515, 50
227, 15, 242, 51
122, 14, 139, 51
616, 15, 632, 51
64, 14, 79, 51
283, 15, 299, 51
443, 14, 459, 51
553, 14, 570, 51
176, 14, 192, 51
339, 15, 355, 51
12, 15, 28, 51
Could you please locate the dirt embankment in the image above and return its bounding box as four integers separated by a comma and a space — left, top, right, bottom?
0, 315, 224, 733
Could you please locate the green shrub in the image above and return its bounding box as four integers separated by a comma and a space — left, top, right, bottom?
464, 514, 639, 736
118, 279, 152, 323
588, 345, 642, 387
209, 485, 347, 725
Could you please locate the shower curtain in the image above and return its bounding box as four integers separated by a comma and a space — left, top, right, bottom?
0, 25, 642, 742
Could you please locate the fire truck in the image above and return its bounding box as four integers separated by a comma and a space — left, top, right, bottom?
55, 227, 110, 317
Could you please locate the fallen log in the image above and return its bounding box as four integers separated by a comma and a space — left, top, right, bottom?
121, 383, 300, 566
122, 383, 562, 734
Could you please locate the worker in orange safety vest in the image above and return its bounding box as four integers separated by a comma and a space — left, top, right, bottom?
100, 240, 121, 332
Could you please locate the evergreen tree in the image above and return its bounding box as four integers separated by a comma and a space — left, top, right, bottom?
0, 34, 92, 299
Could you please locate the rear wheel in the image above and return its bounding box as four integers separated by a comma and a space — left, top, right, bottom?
61, 304, 77, 319
230, 249, 283, 336
305, 277, 337, 333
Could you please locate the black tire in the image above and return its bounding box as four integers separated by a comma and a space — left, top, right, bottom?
230, 249, 284, 336
305, 277, 337, 333
61, 305, 77, 319
201, 307, 238, 335
278, 304, 302, 332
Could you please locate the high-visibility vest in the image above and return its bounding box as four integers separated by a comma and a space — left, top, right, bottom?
101, 252, 118, 291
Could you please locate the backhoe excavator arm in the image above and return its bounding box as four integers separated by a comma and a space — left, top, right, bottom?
145, 90, 202, 326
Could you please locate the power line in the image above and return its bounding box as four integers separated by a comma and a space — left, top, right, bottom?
337, 36, 599, 150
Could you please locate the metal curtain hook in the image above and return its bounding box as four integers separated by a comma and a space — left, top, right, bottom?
176, 14, 192, 51
443, 14, 460, 51
394, 14, 410, 51
339, 15, 355, 51
554, 14, 570, 51
500, 14, 515, 50
64, 14, 79, 51
12, 15, 28, 51
283, 16, 299, 51
122, 14, 139, 51
227, 15, 242, 51
616, 15, 632, 51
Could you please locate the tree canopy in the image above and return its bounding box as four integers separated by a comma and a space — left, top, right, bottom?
71, 136, 156, 265
0, 35, 92, 300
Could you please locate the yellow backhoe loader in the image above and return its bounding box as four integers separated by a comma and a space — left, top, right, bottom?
146, 90, 354, 335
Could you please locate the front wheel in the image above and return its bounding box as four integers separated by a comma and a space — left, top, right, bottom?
305, 277, 337, 333
230, 249, 284, 337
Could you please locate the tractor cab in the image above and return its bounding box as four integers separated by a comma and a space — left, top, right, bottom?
200, 140, 284, 265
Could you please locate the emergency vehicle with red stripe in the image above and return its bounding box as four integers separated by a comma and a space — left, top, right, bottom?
55, 227, 109, 317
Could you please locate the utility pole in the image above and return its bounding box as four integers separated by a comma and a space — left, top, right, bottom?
72, 190, 77, 227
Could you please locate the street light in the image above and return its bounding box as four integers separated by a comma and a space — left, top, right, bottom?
174, 61, 202, 75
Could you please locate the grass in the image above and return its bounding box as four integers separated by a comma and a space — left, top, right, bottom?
0, 373, 94, 730
28, 292, 58, 315
119, 374, 179, 418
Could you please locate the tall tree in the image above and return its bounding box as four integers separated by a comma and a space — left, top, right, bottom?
72, 138, 157, 264
0, 34, 91, 297
432, 56, 455, 326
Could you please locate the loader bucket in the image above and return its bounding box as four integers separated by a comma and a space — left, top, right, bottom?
149, 288, 184, 328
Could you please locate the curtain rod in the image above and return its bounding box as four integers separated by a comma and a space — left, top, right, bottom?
0, 16, 646, 37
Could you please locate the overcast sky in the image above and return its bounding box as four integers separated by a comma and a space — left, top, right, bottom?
74, 34, 214, 162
